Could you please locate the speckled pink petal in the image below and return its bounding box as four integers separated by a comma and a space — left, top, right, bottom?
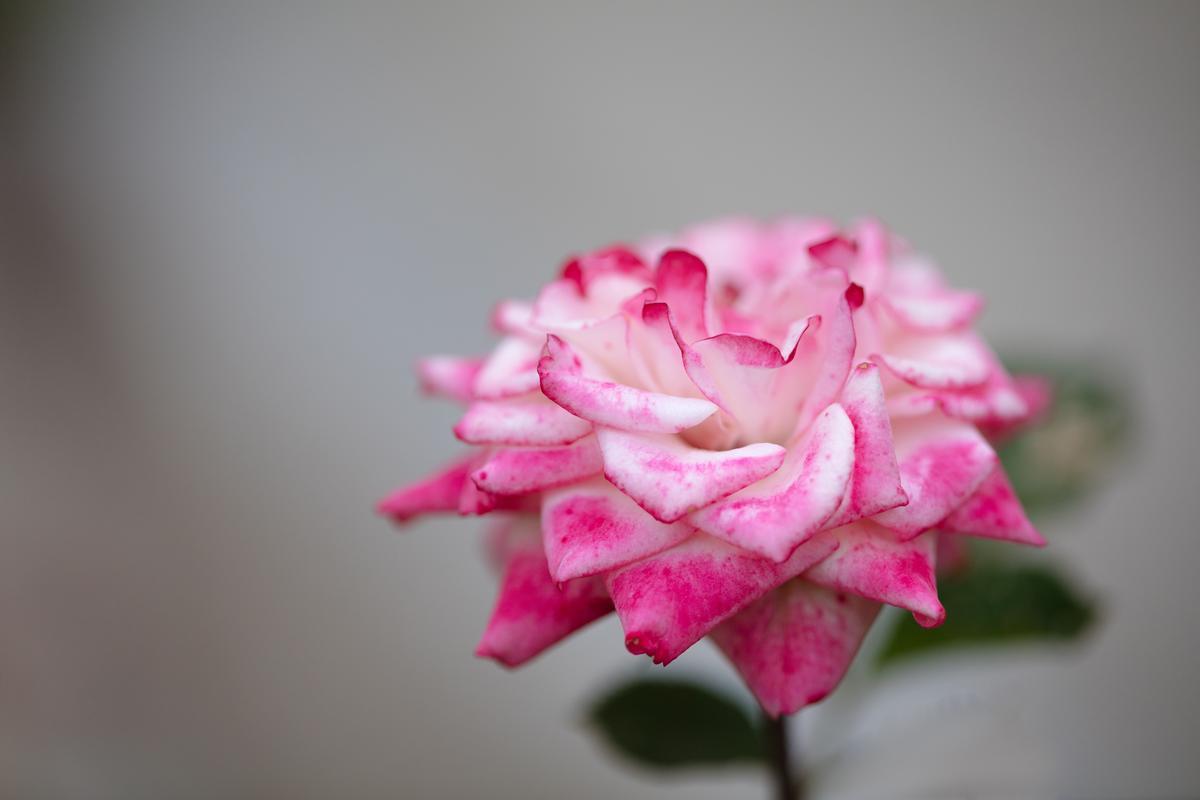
654, 249, 710, 343
804, 522, 944, 626
541, 480, 694, 582
873, 418, 998, 539
824, 363, 908, 529
941, 466, 1046, 546
475, 520, 613, 668
377, 456, 474, 523
538, 334, 718, 433
454, 398, 592, 446
596, 428, 787, 523
472, 336, 543, 399
607, 532, 839, 665
712, 580, 880, 717
471, 436, 604, 496
690, 404, 856, 562
417, 356, 484, 403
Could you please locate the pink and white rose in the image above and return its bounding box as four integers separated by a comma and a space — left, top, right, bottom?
380, 217, 1044, 716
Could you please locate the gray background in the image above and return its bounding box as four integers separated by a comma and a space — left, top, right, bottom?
2, 2, 1198, 798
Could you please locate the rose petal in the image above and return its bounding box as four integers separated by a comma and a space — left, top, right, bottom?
823, 363, 908, 529
454, 398, 592, 446
538, 334, 718, 433
941, 466, 1046, 546
475, 518, 613, 667
654, 249, 710, 343
690, 404, 856, 562
490, 299, 539, 337
805, 522, 944, 626
471, 436, 604, 496
872, 418, 998, 539
417, 356, 483, 403
607, 532, 839, 665
596, 428, 787, 523
712, 580, 880, 716
377, 456, 474, 523
883, 289, 984, 332
684, 330, 798, 442
541, 480, 694, 582
792, 291, 858, 436
873, 335, 992, 390
473, 337, 543, 399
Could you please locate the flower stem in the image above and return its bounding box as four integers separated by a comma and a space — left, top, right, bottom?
764, 713, 803, 800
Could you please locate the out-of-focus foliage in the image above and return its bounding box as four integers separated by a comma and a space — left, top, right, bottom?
877, 356, 1125, 667
587, 678, 765, 769
999, 357, 1132, 515
876, 562, 1096, 667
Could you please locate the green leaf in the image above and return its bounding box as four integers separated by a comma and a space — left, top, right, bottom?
877, 563, 1096, 667
586, 678, 765, 769
998, 356, 1133, 515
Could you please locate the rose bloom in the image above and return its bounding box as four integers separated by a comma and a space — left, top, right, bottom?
380, 217, 1045, 716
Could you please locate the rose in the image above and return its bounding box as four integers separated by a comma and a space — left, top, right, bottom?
379, 217, 1043, 716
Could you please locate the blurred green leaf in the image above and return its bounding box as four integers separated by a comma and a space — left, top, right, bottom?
587, 678, 765, 769
877, 563, 1096, 667
999, 356, 1133, 515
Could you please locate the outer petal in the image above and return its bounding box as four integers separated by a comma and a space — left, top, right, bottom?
654, 249, 710, 343
606, 531, 839, 665
490, 299, 538, 336
596, 428, 786, 523
475, 518, 613, 667
873, 335, 992, 390
473, 337, 543, 399
977, 374, 1053, 441
559, 245, 651, 293
454, 398, 592, 446
471, 436, 604, 496
882, 254, 984, 332
941, 466, 1046, 546
417, 356, 483, 403
885, 346, 1032, 427
883, 288, 984, 332
873, 417, 998, 539
541, 480, 694, 582
804, 522, 944, 626
823, 363, 908, 529
712, 580, 880, 717
538, 335, 718, 433
690, 404, 855, 562
377, 456, 473, 523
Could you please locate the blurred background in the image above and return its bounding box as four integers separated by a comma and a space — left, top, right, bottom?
2, 2, 1198, 798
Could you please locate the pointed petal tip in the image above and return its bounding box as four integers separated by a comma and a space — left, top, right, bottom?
624, 633, 673, 665
913, 601, 947, 628
473, 638, 525, 669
